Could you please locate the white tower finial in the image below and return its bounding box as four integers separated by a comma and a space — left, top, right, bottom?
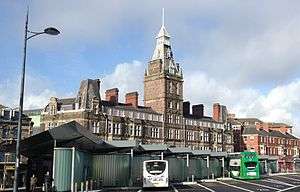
162, 8, 165, 26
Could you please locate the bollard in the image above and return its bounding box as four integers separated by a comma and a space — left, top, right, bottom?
80, 182, 84, 192
212, 173, 215, 180
85, 181, 88, 192
192, 175, 194, 182
187, 176, 189, 182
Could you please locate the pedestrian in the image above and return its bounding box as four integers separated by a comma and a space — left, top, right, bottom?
30, 174, 37, 192
44, 171, 53, 192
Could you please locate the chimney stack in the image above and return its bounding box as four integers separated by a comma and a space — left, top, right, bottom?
192, 104, 204, 118
213, 103, 221, 122
183, 101, 190, 116
105, 88, 119, 104
125, 92, 139, 107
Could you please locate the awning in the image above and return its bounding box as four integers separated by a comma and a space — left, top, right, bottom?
0, 121, 113, 157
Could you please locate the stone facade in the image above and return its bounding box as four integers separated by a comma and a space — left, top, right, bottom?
40, 20, 234, 152
0, 105, 33, 188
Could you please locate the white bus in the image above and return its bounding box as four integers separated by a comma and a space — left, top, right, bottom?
143, 160, 169, 188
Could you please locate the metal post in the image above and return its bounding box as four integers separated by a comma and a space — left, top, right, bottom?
186, 154, 189, 182
71, 147, 75, 192
222, 157, 225, 178
161, 152, 164, 160
80, 182, 83, 192
52, 140, 56, 188
13, 8, 28, 192
206, 156, 210, 179
85, 181, 88, 192
129, 149, 134, 187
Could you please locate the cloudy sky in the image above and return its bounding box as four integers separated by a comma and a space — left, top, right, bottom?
1, 1, 300, 135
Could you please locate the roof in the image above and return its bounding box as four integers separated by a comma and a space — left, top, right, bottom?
210, 151, 227, 157
139, 144, 168, 152
184, 114, 219, 123
243, 127, 259, 135
102, 100, 160, 114
269, 130, 287, 138
0, 121, 113, 157
237, 118, 263, 124
58, 98, 76, 105
192, 150, 210, 156
156, 25, 170, 38
0, 104, 6, 109
23, 109, 42, 115
285, 132, 299, 139
167, 147, 193, 154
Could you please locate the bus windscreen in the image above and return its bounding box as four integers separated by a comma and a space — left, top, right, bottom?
245, 162, 257, 171
146, 161, 166, 175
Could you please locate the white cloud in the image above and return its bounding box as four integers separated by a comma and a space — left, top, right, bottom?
0, 74, 58, 110
184, 70, 300, 136
100, 60, 144, 103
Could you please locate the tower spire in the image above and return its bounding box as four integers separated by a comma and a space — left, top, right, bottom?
162, 8, 165, 27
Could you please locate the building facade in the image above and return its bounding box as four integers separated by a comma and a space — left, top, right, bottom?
228, 116, 300, 171
40, 19, 234, 152
0, 105, 33, 188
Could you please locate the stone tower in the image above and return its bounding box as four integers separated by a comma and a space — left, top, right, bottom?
144, 9, 183, 124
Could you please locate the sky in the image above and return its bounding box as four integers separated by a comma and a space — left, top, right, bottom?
1, 0, 300, 135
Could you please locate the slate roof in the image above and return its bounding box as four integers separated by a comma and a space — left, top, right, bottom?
101, 100, 161, 114
0, 121, 113, 157
183, 114, 219, 123
237, 118, 263, 124
58, 98, 76, 105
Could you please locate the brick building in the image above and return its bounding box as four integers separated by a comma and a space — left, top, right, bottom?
40, 19, 234, 152
228, 116, 299, 171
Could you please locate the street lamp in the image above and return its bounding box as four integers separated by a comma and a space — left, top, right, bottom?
13, 8, 60, 192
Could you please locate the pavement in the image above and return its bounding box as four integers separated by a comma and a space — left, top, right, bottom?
99, 173, 300, 192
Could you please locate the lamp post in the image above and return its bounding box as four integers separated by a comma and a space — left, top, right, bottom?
13, 8, 60, 192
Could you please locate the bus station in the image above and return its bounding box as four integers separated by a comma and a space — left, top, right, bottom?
2, 121, 300, 192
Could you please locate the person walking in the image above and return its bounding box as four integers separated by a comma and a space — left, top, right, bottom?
30, 174, 37, 192
44, 171, 53, 192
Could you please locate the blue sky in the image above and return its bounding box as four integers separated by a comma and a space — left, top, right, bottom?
2, 0, 300, 135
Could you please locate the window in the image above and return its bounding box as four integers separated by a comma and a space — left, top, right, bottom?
168, 129, 173, 139
217, 134, 222, 143
174, 130, 180, 139
200, 131, 204, 141
204, 132, 209, 142
113, 123, 121, 135
169, 82, 173, 93
176, 102, 180, 110
108, 122, 112, 134
177, 83, 180, 95
193, 131, 198, 141
168, 114, 173, 123
151, 128, 159, 138
168, 101, 173, 109
175, 115, 180, 124
187, 131, 193, 141
135, 125, 142, 136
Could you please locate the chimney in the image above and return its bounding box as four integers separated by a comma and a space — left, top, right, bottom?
125, 92, 139, 107
213, 103, 220, 122
183, 101, 190, 116
105, 88, 119, 104
192, 104, 204, 118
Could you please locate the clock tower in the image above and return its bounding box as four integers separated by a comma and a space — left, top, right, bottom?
144, 9, 183, 124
